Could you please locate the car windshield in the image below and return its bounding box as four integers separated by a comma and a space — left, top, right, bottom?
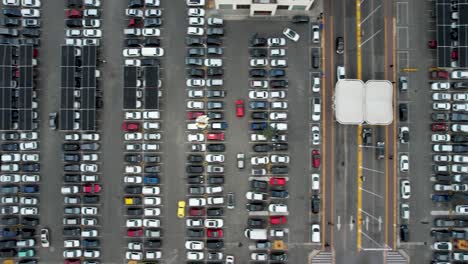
288, 31, 296, 37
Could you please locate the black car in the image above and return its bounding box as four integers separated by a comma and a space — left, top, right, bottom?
251, 180, 268, 191
362, 128, 372, 145
206, 240, 224, 249
336, 37, 344, 54
311, 195, 320, 214
270, 80, 288, 88
453, 82, 468, 89
63, 227, 81, 236
125, 38, 142, 47
144, 38, 160, 47
0, 37, 19, 45
247, 218, 265, 228
207, 28, 223, 36
271, 252, 288, 261
141, 58, 160, 66
186, 36, 204, 46
1, 217, 18, 225
19, 259, 37, 264
454, 144, 468, 153
187, 175, 204, 184
207, 111, 223, 120
145, 239, 161, 248
185, 57, 203, 66
125, 154, 141, 163
188, 186, 205, 195
271, 190, 289, 198
187, 229, 204, 237
207, 47, 223, 55
292, 15, 310, 23
435, 174, 451, 182
83, 239, 99, 247
20, 228, 35, 238
0, 18, 20, 27
63, 143, 79, 151
64, 164, 80, 172
432, 113, 449, 121
187, 48, 205, 57
128, 0, 143, 7
19, 38, 39, 46
251, 112, 268, 120
207, 68, 223, 76
2, 143, 18, 151
269, 69, 285, 77
144, 166, 160, 173
272, 143, 288, 151
144, 18, 162, 27
453, 135, 468, 143
399, 103, 408, 121
452, 230, 468, 239
67, 0, 83, 8
0, 249, 16, 257
21, 217, 38, 226
253, 144, 272, 152
451, 113, 468, 121
250, 48, 267, 57
206, 90, 225, 98
246, 203, 265, 211
433, 252, 450, 262
250, 69, 267, 77
81, 143, 99, 151
208, 176, 224, 184
312, 49, 320, 68
3, 9, 22, 17
207, 144, 225, 152
144, 155, 161, 163
187, 68, 205, 77
66, 19, 82, 27
22, 163, 40, 172
63, 154, 80, 162
208, 252, 223, 260
206, 37, 222, 45
127, 208, 143, 216
251, 36, 267, 46
64, 174, 80, 183
186, 165, 204, 173
83, 195, 99, 204
125, 186, 142, 194
207, 208, 223, 216
187, 155, 204, 163
0, 240, 15, 249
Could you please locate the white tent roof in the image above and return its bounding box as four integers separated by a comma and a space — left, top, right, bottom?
334, 79, 394, 125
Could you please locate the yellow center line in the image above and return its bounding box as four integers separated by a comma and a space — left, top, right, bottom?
320, 16, 327, 250
392, 17, 398, 250
356, 0, 363, 251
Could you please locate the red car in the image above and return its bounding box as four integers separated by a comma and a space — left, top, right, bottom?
428, 40, 437, 49
235, 99, 245, 117
83, 184, 101, 194
207, 229, 223, 238
122, 122, 140, 132
429, 70, 449, 79
431, 123, 448, 132
452, 49, 458, 60
269, 177, 286, 186
128, 18, 143, 27
65, 9, 82, 18
187, 111, 204, 120
207, 133, 225, 141
127, 228, 143, 237
189, 207, 205, 216
270, 216, 287, 225
64, 260, 80, 264
312, 150, 321, 168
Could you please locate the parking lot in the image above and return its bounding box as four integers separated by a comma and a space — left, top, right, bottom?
0, 0, 323, 263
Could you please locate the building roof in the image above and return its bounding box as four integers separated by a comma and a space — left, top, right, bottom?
335, 80, 365, 124
364, 80, 393, 125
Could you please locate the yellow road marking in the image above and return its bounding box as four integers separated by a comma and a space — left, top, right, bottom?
320, 16, 327, 249
329, 19, 335, 250
392, 17, 398, 250
384, 16, 389, 254
356, 0, 363, 251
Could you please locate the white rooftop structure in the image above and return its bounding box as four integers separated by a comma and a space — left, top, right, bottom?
334, 80, 393, 125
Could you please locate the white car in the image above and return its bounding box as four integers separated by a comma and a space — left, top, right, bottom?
433, 144, 453, 152
126, 252, 143, 260
143, 122, 160, 130
20, 207, 38, 215
311, 224, 321, 242
400, 180, 411, 199
271, 101, 288, 109
206, 186, 223, 194
20, 197, 38, 205
143, 28, 160, 36
143, 111, 160, 119
21, 8, 40, 17
250, 59, 268, 67
144, 197, 161, 205
63, 250, 82, 258
271, 155, 290, 164
128, 242, 142, 250
283, 27, 300, 42
270, 48, 286, 57
64, 240, 80, 248
268, 204, 288, 213
434, 184, 453, 191
311, 125, 320, 145
250, 80, 268, 88
187, 27, 204, 36
83, 250, 100, 258
453, 103, 468, 111
81, 207, 98, 215
145, 9, 162, 17
188, 198, 206, 206
187, 8, 205, 17
251, 134, 267, 141
83, 29, 102, 37
188, 90, 204, 98
400, 203, 410, 220
125, 111, 141, 120
400, 154, 409, 172
142, 186, 160, 195
270, 91, 287, 99
204, 219, 223, 228
126, 8, 143, 17
251, 253, 268, 261
0, 174, 20, 182
432, 134, 451, 142
21, 175, 39, 182
312, 25, 320, 43
124, 133, 142, 141
245, 192, 267, 201
251, 156, 269, 165
432, 93, 451, 101
187, 101, 204, 109
270, 112, 287, 120
206, 154, 224, 163
337, 66, 346, 80
144, 208, 161, 216
433, 102, 451, 110
452, 165, 468, 173
185, 241, 204, 250
187, 252, 204, 260
454, 93, 468, 101
66, 29, 81, 37
271, 59, 287, 67
82, 133, 100, 140
186, 219, 203, 227
126, 219, 142, 227
144, 219, 160, 227
312, 77, 320, 92
80, 164, 98, 172
271, 123, 288, 131
20, 142, 37, 150
125, 59, 141, 66
186, 79, 205, 87
3, 0, 19, 6
312, 98, 321, 121
451, 70, 468, 79
82, 154, 98, 162
249, 91, 268, 99
125, 165, 142, 174
187, 133, 204, 142
311, 173, 320, 190
204, 58, 222, 67
145, 251, 162, 260
186, 0, 205, 6
124, 176, 142, 184
1, 154, 20, 162
432, 242, 452, 251
22, 0, 40, 7
455, 205, 468, 214
207, 197, 224, 205
431, 82, 450, 90
453, 124, 468, 132
268, 37, 286, 46
454, 155, 468, 163
123, 48, 141, 57
84, 0, 100, 7
189, 17, 204, 25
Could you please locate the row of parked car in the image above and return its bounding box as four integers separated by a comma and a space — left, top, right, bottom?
61, 132, 102, 264
64, 0, 101, 46
0, 0, 41, 44
183, 1, 235, 263
429, 68, 468, 263
244, 34, 290, 262
0, 131, 44, 262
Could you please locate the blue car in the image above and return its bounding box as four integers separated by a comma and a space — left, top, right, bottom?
0, 228, 18, 238
249, 101, 268, 110
144, 176, 160, 185
432, 194, 451, 202
21, 185, 38, 193
269, 69, 286, 77
250, 122, 267, 130
211, 122, 228, 130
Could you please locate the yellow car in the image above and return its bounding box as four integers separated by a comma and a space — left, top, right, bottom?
177, 200, 186, 218
124, 197, 141, 205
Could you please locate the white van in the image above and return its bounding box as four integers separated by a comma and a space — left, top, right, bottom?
244, 229, 267, 240
141, 47, 164, 57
